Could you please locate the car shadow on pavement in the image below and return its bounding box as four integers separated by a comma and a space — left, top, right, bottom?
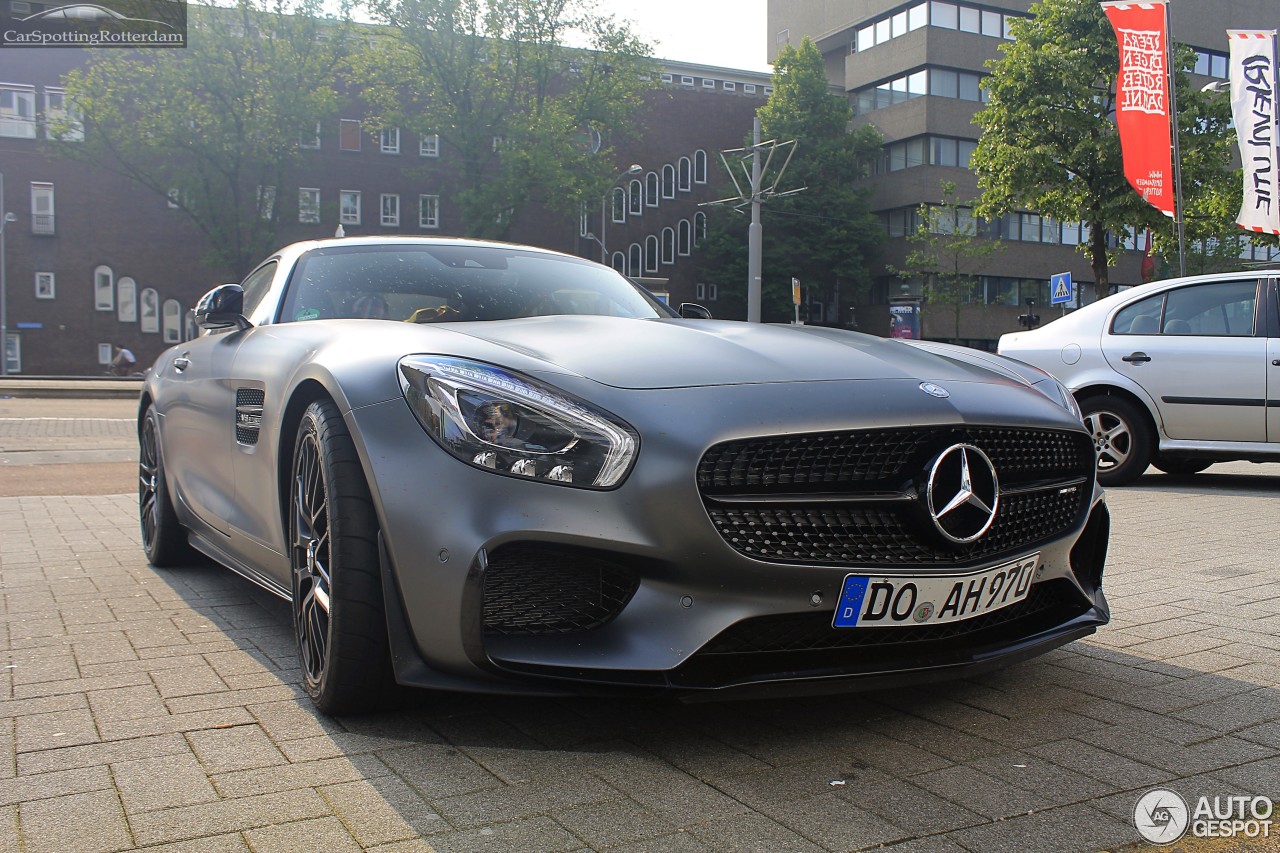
142, 554, 1280, 853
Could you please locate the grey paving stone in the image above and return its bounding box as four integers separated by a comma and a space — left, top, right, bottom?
945, 802, 1144, 853
433, 774, 624, 829
320, 777, 447, 847
556, 797, 682, 849
18, 789, 133, 853
0, 764, 113, 807
767, 792, 909, 851
111, 752, 220, 814
185, 724, 287, 775
126, 789, 332, 847
908, 764, 1054, 821
422, 816, 587, 853
243, 815, 363, 853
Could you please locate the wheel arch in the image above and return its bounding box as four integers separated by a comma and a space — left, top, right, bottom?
276, 379, 337, 543
1072, 383, 1162, 442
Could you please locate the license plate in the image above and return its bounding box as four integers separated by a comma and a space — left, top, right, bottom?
832, 554, 1040, 628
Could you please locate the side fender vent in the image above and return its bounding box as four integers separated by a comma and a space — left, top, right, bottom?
235, 388, 265, 446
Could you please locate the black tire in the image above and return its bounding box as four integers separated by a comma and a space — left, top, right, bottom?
1079, 395, 1152, 487
139, 406, 193, 567
1152, 457, 1213, 476
290, 399, 393, 715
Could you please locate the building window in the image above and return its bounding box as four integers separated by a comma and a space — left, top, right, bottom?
167, 188, 182, 209
628, 179, 643, 216
745, 83, 757, 94
140, 288, 159, 333
31, 182, 53, 234
702, 78, 715, 88
694, 211, 706, 244
678, 157, 691, 191
645, 235, 658, 273
300, 122, 320, 149
299, 188, 320, 224
420, 133, 440, 157
723, 81, 736, 91
94, 265, 113, 311
256, 185, 275, 221
42, 88, 82, 141
645, 172, 659, 207
163, 299, 183, 343
611, 252, 625, 273
380, 193, 399, 226
340, 190, 361, 225
696, 283, 705, 300
419, 194, 439, 228
680, 76, 694, 87
694, 149, 708, 184
380, 127, 400, 154
34, 271, 54, 299
662, 164, 676, 199
678, 219, 692, 256
117, 276, 137, 323
628, 243, 642, 276
661, 73, 673, 84
661, 227, 675, 264
339, 119, 361, 151
707, 283, 718, 301
0, 85, 35, 139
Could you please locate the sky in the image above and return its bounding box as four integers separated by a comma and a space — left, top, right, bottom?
596, 0, 773, 73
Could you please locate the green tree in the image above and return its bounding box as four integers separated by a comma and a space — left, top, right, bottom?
889, 181, 1004, 341
59, 0, 353, 277
356, 0, 656, 239
971, 0, 1239, 302
698, 38, 883, 323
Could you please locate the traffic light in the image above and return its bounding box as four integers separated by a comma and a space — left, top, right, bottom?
1018, 298, 1040, 329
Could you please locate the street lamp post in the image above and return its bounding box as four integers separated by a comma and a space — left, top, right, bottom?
0, 173, 15, 377
589, 164, 642, 265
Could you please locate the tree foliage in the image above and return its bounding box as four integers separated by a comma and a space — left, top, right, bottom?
890, 181, 1004, 340
698, 38, 883, 323
971, 0, 1239, 301
356, 0, 657, 239
59, 0, 353, 277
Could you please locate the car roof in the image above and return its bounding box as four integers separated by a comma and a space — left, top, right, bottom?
269, 236, 581, 269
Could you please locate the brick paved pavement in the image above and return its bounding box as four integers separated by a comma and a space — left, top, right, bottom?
0, 440, 1278, 849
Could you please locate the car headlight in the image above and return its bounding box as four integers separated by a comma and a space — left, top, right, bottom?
1036, 376, 1082, 422
399, 356, 639, 488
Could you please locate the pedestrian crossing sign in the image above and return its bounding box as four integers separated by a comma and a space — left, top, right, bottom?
1050, 272, 1072, 306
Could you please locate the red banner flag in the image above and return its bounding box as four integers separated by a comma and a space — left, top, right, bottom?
1102, 1, 1175, 218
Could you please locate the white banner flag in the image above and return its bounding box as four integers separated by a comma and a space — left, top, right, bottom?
1228, 30, 1280, 235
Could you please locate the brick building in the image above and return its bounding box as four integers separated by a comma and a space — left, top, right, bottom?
0, 45, 771, 374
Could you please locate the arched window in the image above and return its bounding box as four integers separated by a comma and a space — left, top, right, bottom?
140, 288, 160, 333
628, 179, 643, 216
117, 276, 136, 323
93, 265, 113, 312
611, 251, 626, 273
678, 219, 692, 256
611, 186, 626, 223
628, 243, 643, 276
645, 235, 659, 272
694, 149, 708, 183
662, 164, 676, 199
645, 172, 659, 207
661, 227, 675, 264
162, 299, 183, 343
694, 211, 707, 244
678, 157, 692, 192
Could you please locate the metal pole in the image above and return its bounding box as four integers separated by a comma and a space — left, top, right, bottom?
1, 172, 7, 378
599, 192, 608, 265
1166, 1, 1187, 277
747, 117, 763, 323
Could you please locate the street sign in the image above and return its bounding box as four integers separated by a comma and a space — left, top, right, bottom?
791, 277, 801, 305
1050, 272, 1073, 306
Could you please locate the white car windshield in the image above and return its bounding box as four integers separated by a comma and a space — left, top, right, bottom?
279, 244, 674, 324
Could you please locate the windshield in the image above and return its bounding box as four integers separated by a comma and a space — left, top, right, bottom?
279, 243, 675, 324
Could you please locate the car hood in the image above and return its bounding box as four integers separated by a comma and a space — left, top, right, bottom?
447, 317, 1034, 390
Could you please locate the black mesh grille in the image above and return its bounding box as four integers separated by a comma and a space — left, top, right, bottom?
235, 388, 265, 446
699, 426, 1094, 567
701, 580, 1078, 655
483, 545, 639, 636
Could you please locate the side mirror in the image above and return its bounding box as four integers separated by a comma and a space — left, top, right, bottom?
194, 284, 251, 331
679, 302, 712, 320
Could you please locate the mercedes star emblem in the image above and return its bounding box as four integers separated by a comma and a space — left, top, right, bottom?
920, 382, 950, 398
926, 443, 1000, 543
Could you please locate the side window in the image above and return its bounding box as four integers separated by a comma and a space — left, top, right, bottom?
1162, 281, 1257, 336
240, 261, 278, 320
1111, 294, 1163, 335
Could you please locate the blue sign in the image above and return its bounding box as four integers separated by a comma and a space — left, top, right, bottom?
1050, 272, 1073, 306
15, 323, 42, 330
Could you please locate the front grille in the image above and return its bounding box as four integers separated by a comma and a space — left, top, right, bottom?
483, 544, 639, 636
699, 426, 1093, 568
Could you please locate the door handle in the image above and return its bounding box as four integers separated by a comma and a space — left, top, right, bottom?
1273, 359, 1280, 366
1122, 352, 1151, 364
173, 356, 191, 373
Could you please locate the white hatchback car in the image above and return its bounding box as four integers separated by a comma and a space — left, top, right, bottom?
999, 270, 1280, 485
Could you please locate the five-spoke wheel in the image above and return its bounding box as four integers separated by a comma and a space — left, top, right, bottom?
139, 406, 191, 566
1079, 395, 1151, 486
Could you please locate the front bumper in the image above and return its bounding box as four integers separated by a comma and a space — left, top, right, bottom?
350, 379, 1110, 699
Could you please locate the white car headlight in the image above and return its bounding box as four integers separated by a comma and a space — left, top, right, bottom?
1035, 376, 1082, 422
399, 356, 639, 488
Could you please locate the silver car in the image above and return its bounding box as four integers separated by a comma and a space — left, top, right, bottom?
139, 237, 1110, 714
999, 270, 1280, 486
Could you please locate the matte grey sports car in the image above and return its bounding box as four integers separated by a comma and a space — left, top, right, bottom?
139, 237, 1110, 714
